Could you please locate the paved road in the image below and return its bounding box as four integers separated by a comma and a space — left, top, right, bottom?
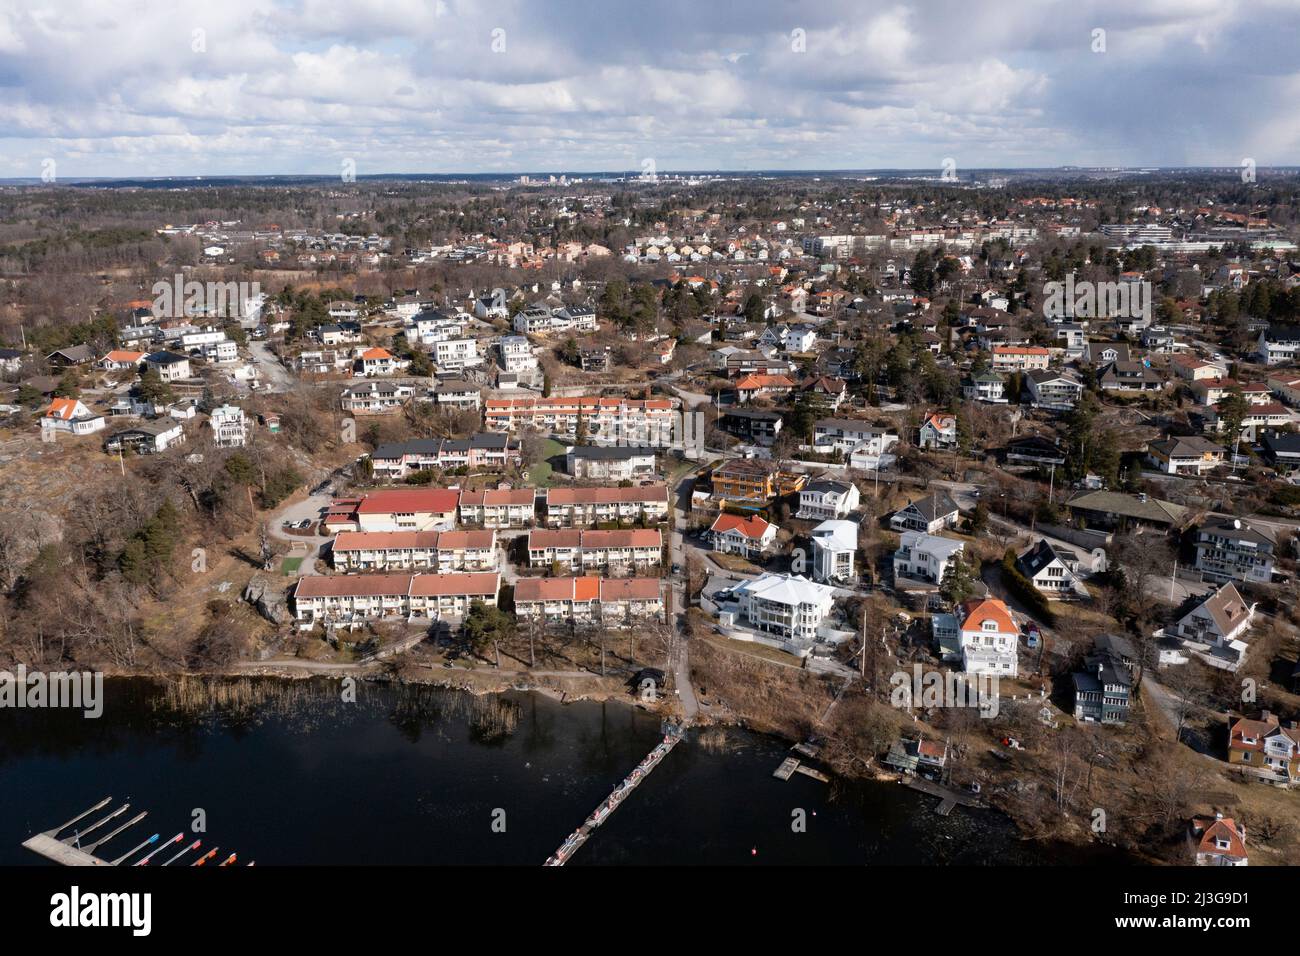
670, 465, 700, 720
249, 340, 296, 392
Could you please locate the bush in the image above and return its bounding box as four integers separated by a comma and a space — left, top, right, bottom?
1000, 549, 1056, 626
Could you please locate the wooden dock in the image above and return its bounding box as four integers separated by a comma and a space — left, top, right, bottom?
902, 776, 983, 815
773, 757, 800, 780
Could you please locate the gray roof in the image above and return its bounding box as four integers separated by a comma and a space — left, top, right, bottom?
1066, 490, 1188, 525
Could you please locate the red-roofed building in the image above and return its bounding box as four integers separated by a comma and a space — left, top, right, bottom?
708, 512, 778, 558
1188, 813, 1248, 866
953, 597, 1019, 677
514, 576, 662, 625
543, 485, 670, 527
292, 572, 499, 626
40, 397, 105, 436
735, 373, 795, 403
527, 528, 663, 573
327, 489, 460, 533
458, 488, 536, 528
331, 529, 497, 572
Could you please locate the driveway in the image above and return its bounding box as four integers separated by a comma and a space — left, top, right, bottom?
249, 340, 296, 392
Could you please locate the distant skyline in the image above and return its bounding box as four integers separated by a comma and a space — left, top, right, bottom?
1, 0, 1298, 178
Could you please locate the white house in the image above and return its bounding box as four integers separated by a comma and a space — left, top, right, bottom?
1016, 539, 1089, 599
40, 397, 106, 435
432, 337, 482, 372
797, 479, 860, 520
893, 531, 965, 585
933, 597, 1019, 677
208, 404, 249, 447
732, 573, 838, 643
708, 512, 777, 558
144, 351, 191, 382
1166, 581, 1256, 671
810, 520, 857, 583
813, 418, 898, 460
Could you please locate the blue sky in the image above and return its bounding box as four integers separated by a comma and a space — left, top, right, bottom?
0, 0, 1296, 177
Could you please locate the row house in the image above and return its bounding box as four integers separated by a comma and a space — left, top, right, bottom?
483, 396, 677, 445
369, 434, 521, 478
331, 529, 497, 572
514, 576, 663, 625
458, 488, 536, 528
543, 485, 671, 527
527, 528, 663, 573
292, 572, 500, 626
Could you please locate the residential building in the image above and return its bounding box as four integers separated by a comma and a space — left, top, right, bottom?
962, 371, 1007, 404
1167, 581, 1257, 671
498, 335, 537, 374
40, 397, 106, 435
99, 349, 147, 371
893, 531, 965, 585
368, 434, 521, 478
427, 379, 482, 411
1066, 490, 1188, 532
1257, 323, 1300, 365
324, 489, 460, 534
812, 419, 898, 459
797, 479, 860, 520
1098, 361, 1165, 392
917, 413, 958, 450
1262, 430, 1300, 476
103, 419, 186, 455
458, 488, 536, 528
719, 409, 783, 444
1188, 814, 1249, 866
933, 597, 1019, 677
810, 520, 858, 583
1017, 539, 1089, 599
144, 351, 191, 382
991, 345, 1050, 372
566, 445, 657, 481
1194, 518, 1276, 585
340, 380, 419, 414
709, 513, 778, 558
514, 576, 662, 625
711, 459, 806, 503
1146, 436, 1227, 475
330, 530, 497, 572
1227, 711, 1300, 785
292, 572, 500, 626
890, 491, 960, 534
431, 337, 482, 371
208, 404, 249, 447
732, 573, 838, 643
355, 347, 407, 377
543, 485, 670, 527
484, 396, 676, 445
735, 373, 796, 403
1026, 369, 1083, 410
1072, 634, 1135, 724
527, 528, 663, 573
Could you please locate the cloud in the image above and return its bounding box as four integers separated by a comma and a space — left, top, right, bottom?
0, 0, 1294, 176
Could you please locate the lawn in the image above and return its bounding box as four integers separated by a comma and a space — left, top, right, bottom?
280, 557, 304, 575
523, 438, 567, 487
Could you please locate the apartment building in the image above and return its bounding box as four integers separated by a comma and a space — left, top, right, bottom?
710, 459, 807, 503
292, 572, 500, 626
483, 395, 677, 445
369, 434, 521, 478
543, 485, 670, 527
566, 446, 658, 481
514, 576, 662, 625
527, 528, 662, 573
1194, 518, 1276, 585
330, 530, 497, 572
324, 489, 461, 534
458, 488, 536, 528
991, 345, 1050, 373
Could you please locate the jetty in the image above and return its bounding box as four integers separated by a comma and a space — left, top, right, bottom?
22, 798, 255, 866
544, 722, 686, 866
902, 776, 984, 816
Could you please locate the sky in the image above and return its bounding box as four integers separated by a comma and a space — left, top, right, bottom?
0, 0, 1297, 178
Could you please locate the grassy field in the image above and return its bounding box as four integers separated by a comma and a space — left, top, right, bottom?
524, 438, 567, 487
280, 557, 304, 575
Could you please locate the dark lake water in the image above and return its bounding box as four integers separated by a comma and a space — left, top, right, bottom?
0, 678, 1094, 865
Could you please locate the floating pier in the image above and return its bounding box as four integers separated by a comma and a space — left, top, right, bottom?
545, 723, 686, 866
902, 776, 983, 815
